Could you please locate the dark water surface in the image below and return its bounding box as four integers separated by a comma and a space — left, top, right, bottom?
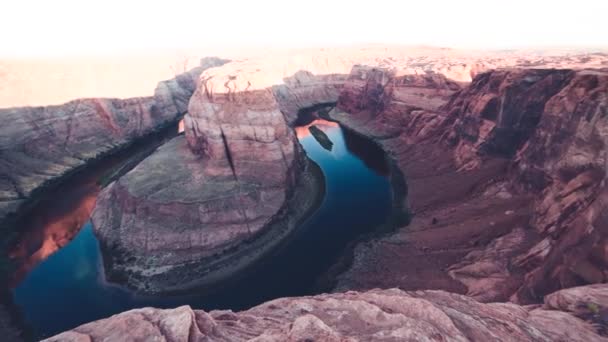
10, 119, 392, 339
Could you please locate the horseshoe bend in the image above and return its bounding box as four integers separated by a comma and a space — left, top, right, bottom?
2, 47, 608, 341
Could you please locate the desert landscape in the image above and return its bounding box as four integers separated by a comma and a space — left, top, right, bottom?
1, 1, 608, 341
0, 45, 607, 341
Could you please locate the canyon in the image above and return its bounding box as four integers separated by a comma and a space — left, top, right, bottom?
2, 46, 608, 341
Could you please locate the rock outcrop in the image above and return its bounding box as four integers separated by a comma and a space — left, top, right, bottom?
91, 61, 327, 294
45, 284, 608, 341
89, 55, 420, 294
0, 57, 228, 225
511, 70, 608, 303
330, 66, 608, 305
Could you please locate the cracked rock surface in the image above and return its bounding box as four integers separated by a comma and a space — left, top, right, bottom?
45, 285, 608, 341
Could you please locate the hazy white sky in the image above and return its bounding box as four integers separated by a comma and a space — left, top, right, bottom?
2, 0, 607, 57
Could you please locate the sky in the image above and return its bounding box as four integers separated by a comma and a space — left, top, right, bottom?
2, 0, 607, 57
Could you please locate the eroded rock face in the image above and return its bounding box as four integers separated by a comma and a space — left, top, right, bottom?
511, 71, 608, 303
45, 285, 608, 341
434, 70, 608, 303
443, 69, 575, 168
330, 66, 608, 305
0, 58, 227, 224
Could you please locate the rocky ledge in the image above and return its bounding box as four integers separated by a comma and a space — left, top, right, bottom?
46, 284, 608, 341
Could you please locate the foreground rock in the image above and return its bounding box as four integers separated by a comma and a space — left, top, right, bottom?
0, 57, 228, 225
46, 284, 608, 341
331, 67, 608, 304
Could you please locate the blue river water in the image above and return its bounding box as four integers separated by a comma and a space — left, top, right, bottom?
11, 120, 392, 339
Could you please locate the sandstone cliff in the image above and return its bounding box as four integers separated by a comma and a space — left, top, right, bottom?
330, 66, 608, 305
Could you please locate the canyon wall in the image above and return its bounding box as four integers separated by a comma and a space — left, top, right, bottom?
331, 66, 608, 304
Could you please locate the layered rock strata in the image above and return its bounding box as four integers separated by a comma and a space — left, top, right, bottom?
19, 53, 608, 340
46, 284, 608, 341
330, 67, 608, 304
0, 57, 228, 224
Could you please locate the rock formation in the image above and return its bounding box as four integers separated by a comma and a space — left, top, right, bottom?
330, 66, 608, 305
45, 284, 608, 341
511, 70, 608, 303
0, 57, 229, 226
91, 61, 327, 294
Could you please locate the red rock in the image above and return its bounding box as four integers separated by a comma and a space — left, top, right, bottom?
330, 66, 608, 305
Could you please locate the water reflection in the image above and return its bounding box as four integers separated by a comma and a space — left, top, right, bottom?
178, 119, 185, 134
308, 126, 334, 151
6, 122, 179, 287
295, 107, 388, 177
8, 181, 99, 287
294, 118, 339, 139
